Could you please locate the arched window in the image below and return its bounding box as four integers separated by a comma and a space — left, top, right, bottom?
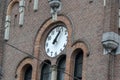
57, 56, 66, 80
74, 49, 83, 80
41, 61, 51, 80
24, 65, 32, 80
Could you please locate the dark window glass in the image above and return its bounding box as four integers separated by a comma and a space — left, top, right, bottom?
41, 62, 51, 80
24, 66, 32, 80
74, 51, 83, 80
57, 56, 66, 80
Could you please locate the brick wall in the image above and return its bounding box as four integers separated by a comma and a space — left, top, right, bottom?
0, 0, 7, 79
1, 0, 120, 80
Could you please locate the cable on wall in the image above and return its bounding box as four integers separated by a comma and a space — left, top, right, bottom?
5, 42, 81, 80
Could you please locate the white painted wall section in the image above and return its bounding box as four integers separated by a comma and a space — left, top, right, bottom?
4, 15, 11, 41
33, 0, 38, 11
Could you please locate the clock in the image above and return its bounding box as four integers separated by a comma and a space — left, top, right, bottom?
45, 25, 68, 57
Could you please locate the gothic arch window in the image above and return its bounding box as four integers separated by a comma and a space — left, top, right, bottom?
57, 55, 66, 80
24, 65, 32, 80
41, 61, 51, 80
74, 49, 83, 80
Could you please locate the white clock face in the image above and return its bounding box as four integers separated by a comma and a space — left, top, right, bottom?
45, 25, 68, 57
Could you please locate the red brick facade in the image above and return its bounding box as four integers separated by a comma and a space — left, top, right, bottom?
1, 0, 120, 80
0, 0, 7, 78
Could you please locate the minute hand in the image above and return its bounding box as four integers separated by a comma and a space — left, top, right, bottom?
52, 30, 61, 44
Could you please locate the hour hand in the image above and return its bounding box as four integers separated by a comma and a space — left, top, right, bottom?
52, 30, 60, 44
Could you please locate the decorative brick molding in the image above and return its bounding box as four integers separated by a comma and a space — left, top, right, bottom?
34, 15, 72, 80
34, 15, 72, 59
65, 42, 89, 80
7, 0, 19, 15
16, 15, 89, 80
71, 42, 89, 56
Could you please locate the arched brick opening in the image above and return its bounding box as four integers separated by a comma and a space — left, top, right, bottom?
7, 0, 19, 15
65, 42, 89, 80
34, 15, 72, 58
39, 60, 51, 80
16, 58, 33, 80
33, 15, 72, 80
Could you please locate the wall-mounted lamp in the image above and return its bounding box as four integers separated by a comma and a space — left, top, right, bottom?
48, 0, 62, 21
101, 32, 119, 54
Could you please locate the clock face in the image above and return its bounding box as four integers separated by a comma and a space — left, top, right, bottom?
45, 25, 68, 57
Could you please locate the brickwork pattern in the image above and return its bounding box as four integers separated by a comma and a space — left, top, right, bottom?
0, 0, 7, 79
1, 0, 120, 80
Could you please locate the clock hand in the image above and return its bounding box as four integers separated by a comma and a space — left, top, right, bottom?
52, 30, 61, 44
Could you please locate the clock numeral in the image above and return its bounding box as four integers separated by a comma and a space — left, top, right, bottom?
45, 43, 48, 47
55, 52, 57, 56
56, 27, 60, 32
51, 52, 53, 56
66, 37, 68, 41
65, 30, 68, 35
51, 30, 55, 35
47, 48, 50, 53
48, 36, 51, 41
60, 49, 62, 52
60, 27, 63, 32
63, 44, 66, 48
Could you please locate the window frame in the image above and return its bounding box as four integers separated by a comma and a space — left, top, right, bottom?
40, 61, 51, 80
24, 65, 32, 80
57, 55, 66, 80
73, 50, 83, 80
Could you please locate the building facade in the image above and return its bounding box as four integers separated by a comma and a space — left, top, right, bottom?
0, 0, 7, 79
1, 0, 120, 80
